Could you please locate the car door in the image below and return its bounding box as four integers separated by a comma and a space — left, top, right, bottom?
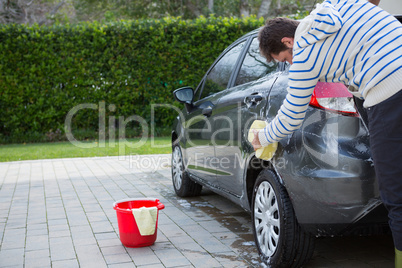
212, 37, 280, 197
184, 40, 247, 186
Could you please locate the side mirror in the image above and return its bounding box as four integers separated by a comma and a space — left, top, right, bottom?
173, 87, 194, 104
173, 87, 194, 113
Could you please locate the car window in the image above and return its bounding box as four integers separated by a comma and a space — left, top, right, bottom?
200, 41, 246, 99
235, 37, 278, 86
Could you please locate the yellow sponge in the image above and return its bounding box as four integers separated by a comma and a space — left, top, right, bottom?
248, 120, 278, 160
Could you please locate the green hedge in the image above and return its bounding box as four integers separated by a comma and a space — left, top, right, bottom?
0, 16, 264, 144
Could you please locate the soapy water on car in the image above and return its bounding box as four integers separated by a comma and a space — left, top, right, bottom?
246, 76, 282, 160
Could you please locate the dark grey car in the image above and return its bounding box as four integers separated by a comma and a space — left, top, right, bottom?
170, 20, 397, 266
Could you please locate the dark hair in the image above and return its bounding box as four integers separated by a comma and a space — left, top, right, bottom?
258, 17, 299, 62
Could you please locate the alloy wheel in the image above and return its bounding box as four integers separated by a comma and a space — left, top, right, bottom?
254, 180, 280, 257
172, 146, 183, 190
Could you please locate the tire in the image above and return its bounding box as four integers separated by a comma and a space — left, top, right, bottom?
171, 144, 202, 197
252, 169, 315, 268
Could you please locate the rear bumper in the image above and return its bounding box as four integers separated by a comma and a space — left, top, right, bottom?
301, 203, 390, 236
276, 109, 389, 236
280, 165, 386, 233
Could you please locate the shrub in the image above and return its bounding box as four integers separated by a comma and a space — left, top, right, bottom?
0, 16, 264, 144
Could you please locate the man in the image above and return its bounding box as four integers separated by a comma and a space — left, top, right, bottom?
252, 0, 402, 265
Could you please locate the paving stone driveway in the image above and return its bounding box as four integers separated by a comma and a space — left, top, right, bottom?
0, 155, 395, 267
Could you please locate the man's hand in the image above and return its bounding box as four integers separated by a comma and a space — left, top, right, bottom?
251, 129, 262, 151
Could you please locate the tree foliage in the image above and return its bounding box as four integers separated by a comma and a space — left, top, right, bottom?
0, 0, 316, 25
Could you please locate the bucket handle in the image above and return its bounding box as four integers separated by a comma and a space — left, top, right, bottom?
113, 198, 165, 210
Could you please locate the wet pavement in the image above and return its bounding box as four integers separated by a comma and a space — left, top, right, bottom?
0, 154, 395, 267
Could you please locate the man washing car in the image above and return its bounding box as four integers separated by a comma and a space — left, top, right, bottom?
251, 0, 402, 266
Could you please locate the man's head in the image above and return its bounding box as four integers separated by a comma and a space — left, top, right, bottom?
258, 17, 299, 64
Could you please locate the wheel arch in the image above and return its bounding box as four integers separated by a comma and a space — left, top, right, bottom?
245, 157, 278, 207
171, 131, 178, 147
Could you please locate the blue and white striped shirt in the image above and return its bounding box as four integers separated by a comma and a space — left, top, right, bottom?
259, 0, 402, 146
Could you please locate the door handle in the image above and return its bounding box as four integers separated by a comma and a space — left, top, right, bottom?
244, 93, 263, 106
202, 106, 213, 117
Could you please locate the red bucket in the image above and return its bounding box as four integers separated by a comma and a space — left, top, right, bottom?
113, 198, 165, 248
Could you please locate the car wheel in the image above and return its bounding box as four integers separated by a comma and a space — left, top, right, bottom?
171, 144, 202, 197
252, 169, 315, 268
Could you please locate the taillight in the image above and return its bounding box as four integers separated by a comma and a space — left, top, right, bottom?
310, 82, 358, 117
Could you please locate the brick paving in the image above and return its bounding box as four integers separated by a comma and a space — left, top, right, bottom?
0, 154, 395, 267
